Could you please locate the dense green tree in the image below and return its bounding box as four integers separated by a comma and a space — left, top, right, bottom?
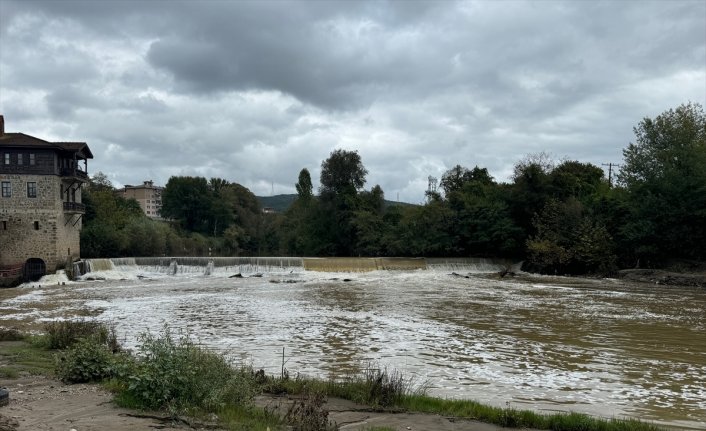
508, 158, 552, 238
548, 161, 606, 204
221, 183, 263, 253
617, 102, 706, 264
319, 149, 367, 197
440, 165, 471, 196
526, 199, 615, 274
456, 180, 523, 256
282, 168, 323, 256
295, 168, 313, 201
386, 201, 456, 256
317, 150, 369, 255
161, 176, 213, 233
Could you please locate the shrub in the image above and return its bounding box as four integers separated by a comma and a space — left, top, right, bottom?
118, 327, 257, 413
284, 390, 337, 431
55, 337, 117, 383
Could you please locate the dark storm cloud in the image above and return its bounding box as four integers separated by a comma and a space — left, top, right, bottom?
0, 0, 704, 201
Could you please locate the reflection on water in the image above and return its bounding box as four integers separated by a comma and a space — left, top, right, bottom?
1, 268, 704, 429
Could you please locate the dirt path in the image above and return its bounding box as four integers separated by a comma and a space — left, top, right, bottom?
0, 376, 206, 431
0, 376, 530, 431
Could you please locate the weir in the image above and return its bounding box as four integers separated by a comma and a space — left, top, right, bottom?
80, 256, 518, 276
82, 256, 306, 276
426, 257, 518, 273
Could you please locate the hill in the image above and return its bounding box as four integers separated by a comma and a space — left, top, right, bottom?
256, 194, 416, 213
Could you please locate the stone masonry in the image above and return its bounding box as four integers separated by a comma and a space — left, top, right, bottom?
0, 115, 92, 285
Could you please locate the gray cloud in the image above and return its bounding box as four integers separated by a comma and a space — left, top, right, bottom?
0, 0, 704, 202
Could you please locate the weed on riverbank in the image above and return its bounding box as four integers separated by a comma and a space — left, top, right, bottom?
396, 395, 665, 431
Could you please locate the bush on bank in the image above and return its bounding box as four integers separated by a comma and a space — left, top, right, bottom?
41, 322, 667, 431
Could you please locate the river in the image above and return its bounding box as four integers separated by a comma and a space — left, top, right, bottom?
0, 260, 704, 429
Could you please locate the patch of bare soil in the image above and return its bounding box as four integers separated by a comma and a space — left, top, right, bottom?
0, 376, 218, 431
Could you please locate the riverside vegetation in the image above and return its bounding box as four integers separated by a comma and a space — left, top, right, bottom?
80, 103, 705, 276
0, 323, 667, 431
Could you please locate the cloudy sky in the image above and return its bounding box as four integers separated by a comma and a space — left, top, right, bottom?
0, 0, 703, 202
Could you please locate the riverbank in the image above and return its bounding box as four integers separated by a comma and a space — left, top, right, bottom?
0, 338, 534, 431
617, 269, 706, 288
0, 326, 669, 431
0, 374, 531, 431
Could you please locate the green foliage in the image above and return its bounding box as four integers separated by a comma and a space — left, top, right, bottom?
44, 320, 119, 352
398, 395, 664, 431
79, 103, 701, 275
526, 199, 616, 275
266, 366, 423, 409
117, 327, 257, 413
161, 176, 213, 233
55, 337, 118, 383
319, 149, 367, 197
617, 102, 706, 264
296, 168, 314, 201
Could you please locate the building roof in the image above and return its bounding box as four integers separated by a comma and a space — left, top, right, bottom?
0, 132, 93, 159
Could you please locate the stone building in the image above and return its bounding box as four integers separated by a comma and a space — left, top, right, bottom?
0, 115, 93, 286
118, 180, 163, 219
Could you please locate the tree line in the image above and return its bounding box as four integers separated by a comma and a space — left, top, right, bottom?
81, 103, 705, 275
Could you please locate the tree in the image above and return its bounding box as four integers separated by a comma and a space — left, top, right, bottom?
526, 199, 615, 274
89, 171, 113, 191
315, 150, 370, 255
440, 165, 471, 197
161, 176, 213, 233
319, 149, 367, 197
549, 161, 606, 203
295, 168, 313, 201
617, 102, 706, 263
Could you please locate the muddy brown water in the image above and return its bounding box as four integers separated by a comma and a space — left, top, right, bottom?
0, 267, 704, 429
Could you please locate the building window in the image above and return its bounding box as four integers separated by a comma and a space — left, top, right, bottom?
1, 221, 7, 230
29, 153, 35, 165
1, 181, 10, 198
27, 182, 37, 198
17, 154, 23, 165
3, 153, 9, 165
33, 221, 39, 230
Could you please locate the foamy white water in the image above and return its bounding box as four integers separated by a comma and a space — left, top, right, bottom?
1, 262, 704, 430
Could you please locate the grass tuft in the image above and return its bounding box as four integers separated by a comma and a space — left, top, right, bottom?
44, 320, 119, 351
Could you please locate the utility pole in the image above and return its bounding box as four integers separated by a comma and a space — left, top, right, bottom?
602, 163, 620, 187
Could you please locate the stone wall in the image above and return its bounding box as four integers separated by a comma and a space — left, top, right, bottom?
0, 174, 81, 273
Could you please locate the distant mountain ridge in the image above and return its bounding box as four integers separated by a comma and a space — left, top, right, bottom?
256, 194, 416, 213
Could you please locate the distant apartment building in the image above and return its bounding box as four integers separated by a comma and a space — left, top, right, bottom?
119, 180, 164, 219
0, 115, 92, 286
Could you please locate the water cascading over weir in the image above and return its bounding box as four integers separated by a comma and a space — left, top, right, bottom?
79, 256, 519, 277
81, 256, 305, 277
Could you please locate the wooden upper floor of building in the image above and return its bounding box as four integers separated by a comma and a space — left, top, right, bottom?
0, 115, 93, 180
